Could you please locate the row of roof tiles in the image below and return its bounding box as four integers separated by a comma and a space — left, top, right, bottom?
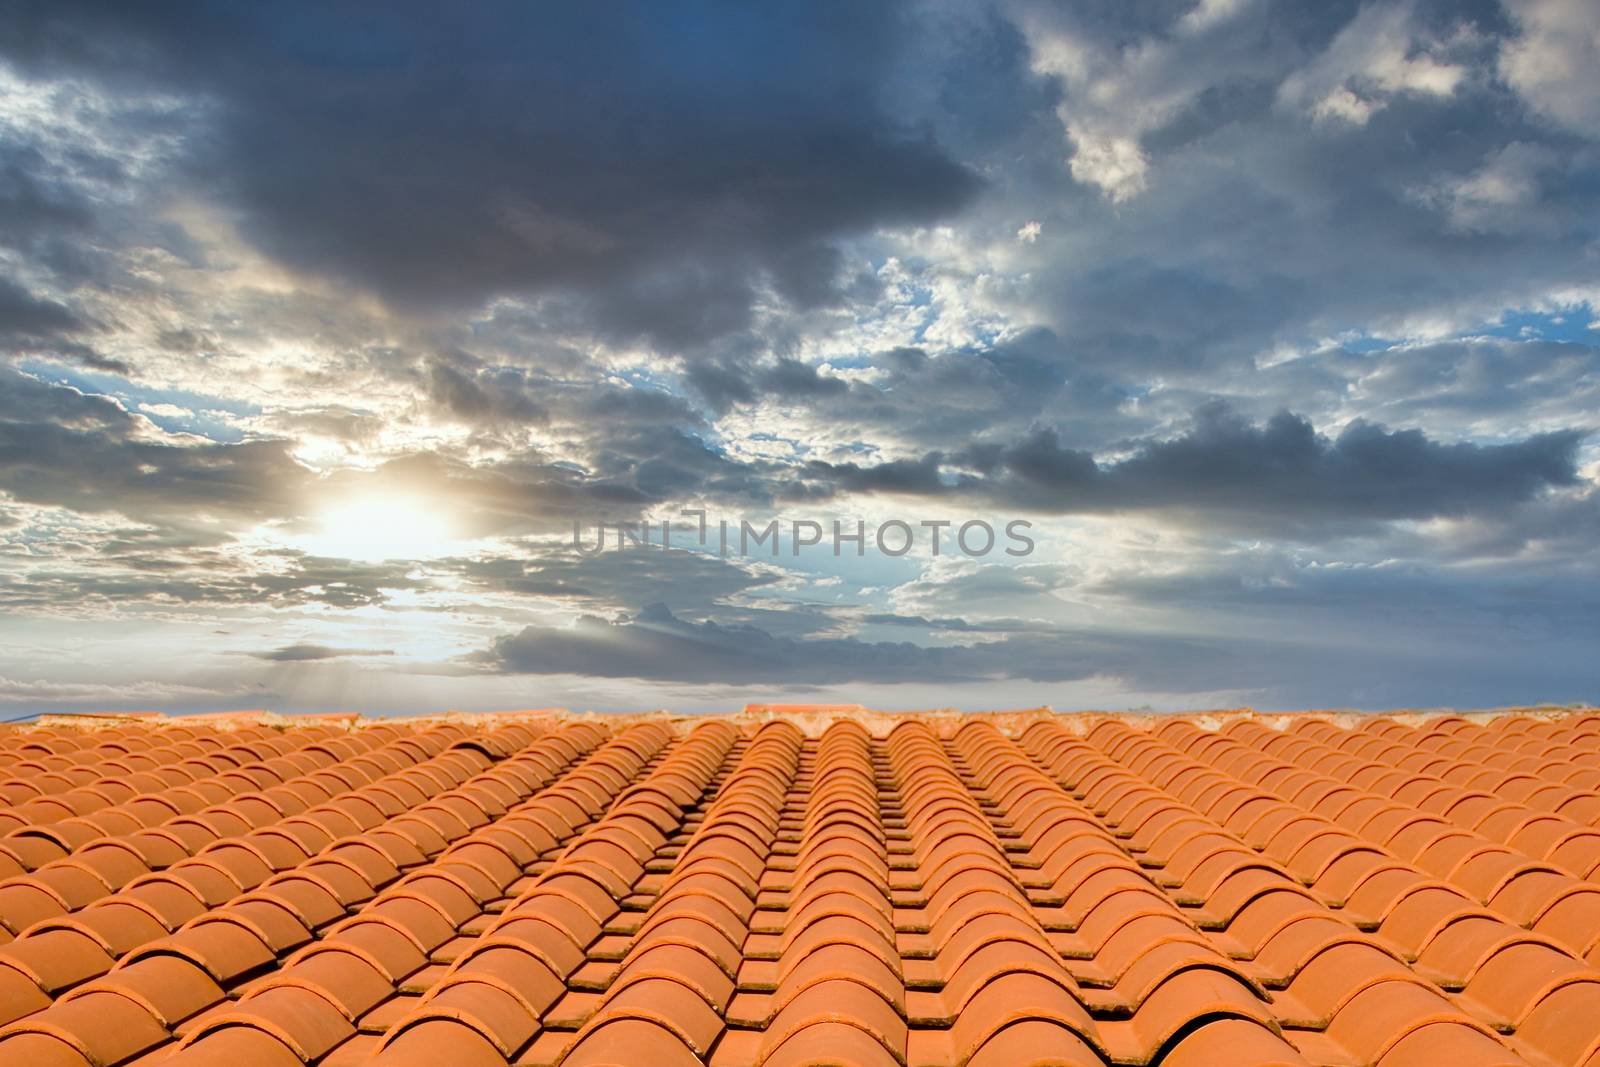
0, 708, 1597, 1065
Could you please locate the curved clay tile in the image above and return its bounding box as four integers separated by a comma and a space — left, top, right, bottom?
163, 1022, 306, 1067
560, 728, 797, 1066
244, 876, 344, 931
126, 920, 273, 986
0, 986, 170, 1065
30, 902, 168, 955
0, 1031, 96, 1067
5, 711, 1600, 1064
0, 926, 114, 993
0, 965, 48, 1028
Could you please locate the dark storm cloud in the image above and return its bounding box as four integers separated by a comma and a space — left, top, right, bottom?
418, 354, 709, 444
0, 155, 95, 245
0, 277, 79, 336
425, 359, 551, 429
460, 543, 781, 614
0, 365, 311, 524
245, 644, 394, 662
759, 359, 849, 400
1003, 404, 1583, 519
0, 148, 107, 291
411, 350, 779, 506
684, 331, 1137, 450
803, 452, 952, 498
0, 274, 126, 372
4, 2, 980, 345
808, 403, 1584, 531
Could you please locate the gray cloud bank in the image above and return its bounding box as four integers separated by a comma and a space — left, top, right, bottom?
3, 2, 979, 349
808, 403, 1586, 532
483, 600, 1596, 709
242, 644, 394, 663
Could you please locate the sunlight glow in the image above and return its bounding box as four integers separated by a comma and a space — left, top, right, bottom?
303, 494, 458, 562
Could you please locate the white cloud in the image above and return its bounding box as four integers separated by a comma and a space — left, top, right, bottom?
1499, 0, 1600, 135
1412, 141, 1555, 233
138, 402, 195, 419
1278, 2, 1468, 126
1012, 0, 1276, 201
1016, 10, 1191, 202
1065, 131, 1149, 203
1310, 86, 1380, 126
1177, 0, 1254, 35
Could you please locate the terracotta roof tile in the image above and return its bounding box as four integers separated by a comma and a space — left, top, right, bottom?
4, 708, 1600, 1063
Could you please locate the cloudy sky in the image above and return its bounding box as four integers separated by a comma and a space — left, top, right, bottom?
1, 0, 1597, 716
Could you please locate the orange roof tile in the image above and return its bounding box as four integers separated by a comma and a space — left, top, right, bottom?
0, 708, 1596, 1064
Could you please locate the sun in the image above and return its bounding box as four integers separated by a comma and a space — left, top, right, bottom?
301, 494, 458, 562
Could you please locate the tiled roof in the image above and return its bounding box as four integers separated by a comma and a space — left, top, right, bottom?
0, 708, 1598, 1065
